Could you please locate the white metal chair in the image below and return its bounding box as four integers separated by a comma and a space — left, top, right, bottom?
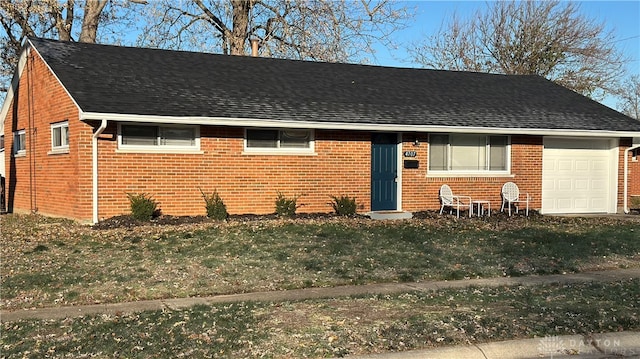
439, 184, 472, 218
501, 182, 531, 216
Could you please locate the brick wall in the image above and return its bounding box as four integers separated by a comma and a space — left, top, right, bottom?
95, 127, 372, 220
400, 134, 543, 212
3, 50, 90, 220
622, 139, 640, 210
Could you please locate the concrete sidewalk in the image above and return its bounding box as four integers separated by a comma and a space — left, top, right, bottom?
346, 332, 640, 358
2, 268, 639, 322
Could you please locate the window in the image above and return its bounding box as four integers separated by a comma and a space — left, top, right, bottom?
13, 130, 26, 156
245, 128, 314, 152
0, 135, 4, 151
118, 123, 199, 151
429, 134, 509, 173
51, 121, 69, 151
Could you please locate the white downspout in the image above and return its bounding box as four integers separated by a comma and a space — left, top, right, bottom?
92, 120, 108, 224
623, 143, 640, 214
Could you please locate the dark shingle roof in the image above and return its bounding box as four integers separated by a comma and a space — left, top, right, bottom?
28, 37, 640, 133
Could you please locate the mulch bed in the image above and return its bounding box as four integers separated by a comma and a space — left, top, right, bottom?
91, 210, 546, 230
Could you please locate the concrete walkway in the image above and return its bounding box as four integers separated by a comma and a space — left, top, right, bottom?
346, 331, 640, 358
2, 268, 640, 322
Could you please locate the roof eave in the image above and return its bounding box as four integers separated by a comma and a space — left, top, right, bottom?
80, 112, 640, 138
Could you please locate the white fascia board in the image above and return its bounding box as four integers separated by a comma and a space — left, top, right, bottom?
80, 112, 640, 138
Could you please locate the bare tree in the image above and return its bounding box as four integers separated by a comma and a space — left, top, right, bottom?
616, 75, 640, 120
136, 0, 413, 63
410, 1, 627, 100
0, 0, 146, 92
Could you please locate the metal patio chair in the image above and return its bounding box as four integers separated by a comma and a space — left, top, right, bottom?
501, 182, 531, 216
439, 184, 472, 218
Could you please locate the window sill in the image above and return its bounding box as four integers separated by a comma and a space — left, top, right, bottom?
116, 148, 204, 155
13, 152, 26, 158
48, 148, 70, 155
242, 150, 317, 156
427, 172, 514, 178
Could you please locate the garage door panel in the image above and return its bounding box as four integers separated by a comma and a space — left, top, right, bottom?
591, 179, 607, 190
574, 179, 588, 190
558, 159, 573, 171
575, 160, 589, 172
542, 138, 614, 214
574, 198, 589, 210
557, 179, 573, 190
556, 198, 573, 210
592, 160, 609, 172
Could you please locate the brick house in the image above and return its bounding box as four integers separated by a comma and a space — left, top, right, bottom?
2, 38, 640, 223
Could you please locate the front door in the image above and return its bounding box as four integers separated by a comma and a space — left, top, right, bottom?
371, 133, 398, 211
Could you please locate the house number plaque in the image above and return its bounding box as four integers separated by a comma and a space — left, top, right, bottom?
403, 151, 417, 157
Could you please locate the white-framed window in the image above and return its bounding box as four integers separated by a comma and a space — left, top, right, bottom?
428, 133, 510, 173
0, 135, 4, 152
51, 121, 69, 151
13, 130, 26, 156
244, 128, 314, 153
118, 123, 200, 152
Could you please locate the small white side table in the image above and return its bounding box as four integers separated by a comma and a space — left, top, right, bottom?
472, 200, 490, 217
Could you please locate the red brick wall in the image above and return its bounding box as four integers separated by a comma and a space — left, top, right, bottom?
622, 139, 640, 210
93, 130, 545, 220
400, 134, 543, 212
3, 50, 91, 220
94, 127, 372, 220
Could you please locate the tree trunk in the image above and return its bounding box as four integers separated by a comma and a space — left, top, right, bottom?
53, 0, 74, 41
229, 0, 252, 55
80, 0, 108, 43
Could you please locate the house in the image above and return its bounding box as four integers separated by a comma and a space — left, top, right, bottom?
2, 37, 640, 223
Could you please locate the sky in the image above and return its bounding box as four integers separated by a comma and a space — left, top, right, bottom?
374, 1, 640, 109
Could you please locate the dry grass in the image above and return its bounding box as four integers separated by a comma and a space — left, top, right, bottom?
3, 280, 639, 358
2, 213, 639, 310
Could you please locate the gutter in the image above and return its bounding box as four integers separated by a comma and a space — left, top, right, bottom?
92, 120, 108, 224
79, 112, 640, 138
623, 143, 640, 214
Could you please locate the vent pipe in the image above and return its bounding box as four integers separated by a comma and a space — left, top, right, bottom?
250, 38, 259, 57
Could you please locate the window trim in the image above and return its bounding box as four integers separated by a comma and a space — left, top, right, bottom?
50, 121, 70, 153
13, 129, 26, 157
427, 133, 511, 176
243, 128, 316, 155
117, 122, 201, 153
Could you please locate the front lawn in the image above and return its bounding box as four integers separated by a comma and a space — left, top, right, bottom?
1, 213, 639, 310
3, 280, 639, 358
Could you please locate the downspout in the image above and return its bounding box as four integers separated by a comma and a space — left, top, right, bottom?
92, 120, 108, 224
623, 143, 640, 214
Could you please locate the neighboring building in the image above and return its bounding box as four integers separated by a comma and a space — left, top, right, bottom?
2, 37, 640, 223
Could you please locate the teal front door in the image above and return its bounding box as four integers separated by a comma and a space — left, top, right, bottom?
371, 133, 398, 211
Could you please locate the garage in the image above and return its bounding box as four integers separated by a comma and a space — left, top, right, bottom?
541, 137, 617, 214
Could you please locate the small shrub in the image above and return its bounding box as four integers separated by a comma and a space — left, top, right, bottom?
126, 193, 159, 221
330, 195, 357, 216
200, 188, 228, 220
275, 191, 301, 217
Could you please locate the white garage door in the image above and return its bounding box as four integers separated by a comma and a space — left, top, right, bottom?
542, 138, 616, 214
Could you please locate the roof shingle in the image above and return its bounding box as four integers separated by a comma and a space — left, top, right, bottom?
28, 37, 640, 133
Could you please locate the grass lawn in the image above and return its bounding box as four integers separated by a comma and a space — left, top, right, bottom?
2, 280, 639, 358
1, 213, 639, 310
